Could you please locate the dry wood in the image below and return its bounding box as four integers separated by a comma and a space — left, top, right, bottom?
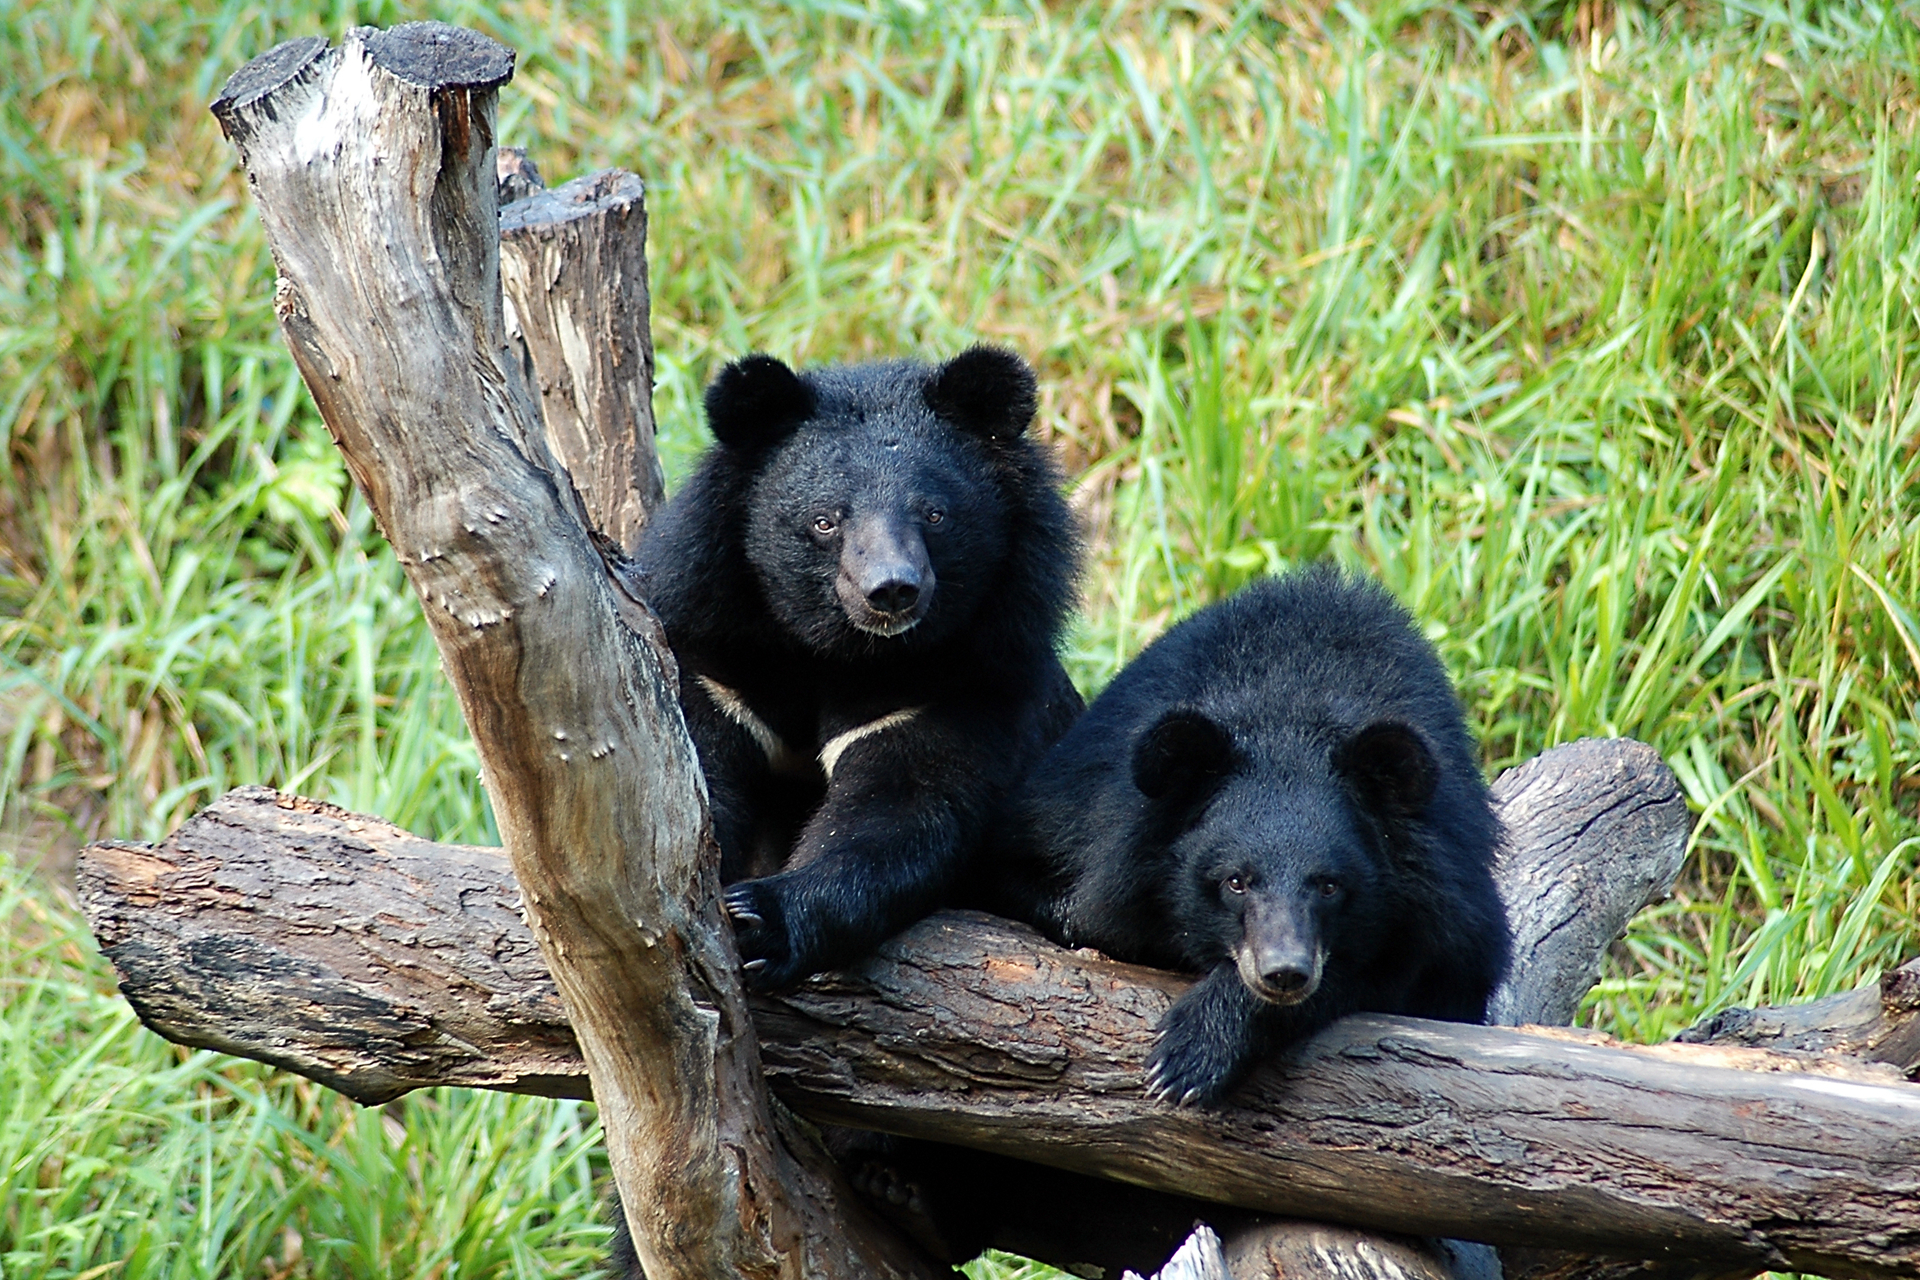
78, 759, 1920, 1280
498, 168, 664, 556
1484, 738, 1691, 1028
208, 25, 930, 1280
78, 738, 1698, 1108
1675, 960, 1920, 1070
1128, 1226, 1230, 1280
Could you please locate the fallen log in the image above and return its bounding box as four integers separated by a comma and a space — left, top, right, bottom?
79, 738, 1698, 1107
78, 747, 1920, 1280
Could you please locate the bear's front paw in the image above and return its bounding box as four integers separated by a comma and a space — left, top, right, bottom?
723, 880, 798, 991
1144, 1002, 1249, 1108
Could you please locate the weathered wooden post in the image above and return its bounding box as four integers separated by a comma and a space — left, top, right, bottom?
206, 23, 932, 1279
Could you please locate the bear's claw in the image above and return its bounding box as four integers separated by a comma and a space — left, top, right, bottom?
721, 889, 764, 927
1144, 1019, 1240, 1108
722, 879, 799, 990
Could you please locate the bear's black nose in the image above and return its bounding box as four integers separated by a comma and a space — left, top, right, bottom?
1262, 963, 1312, 997
867, 578, 921, 614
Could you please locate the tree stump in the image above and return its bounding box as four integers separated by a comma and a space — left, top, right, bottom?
209, 24, 932, 1280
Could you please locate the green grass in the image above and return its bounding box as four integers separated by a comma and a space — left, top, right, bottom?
0, 862, 608, 1277
3, 0, 1918, 1275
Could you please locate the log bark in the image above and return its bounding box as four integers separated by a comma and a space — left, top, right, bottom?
76, 741, 1693, 1280
208, 25, 930, 1280
498, 168, 664, 556
77, 752, 1920, 1280
1485, 738, 1691, 1028
1675, 961, 1920, 1070
78, 737, 1698, 1108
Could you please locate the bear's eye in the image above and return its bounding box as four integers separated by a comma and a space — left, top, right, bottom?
1316, 878, 1341, 899
925, 508, 945, 526
1223, 874, 1247, 895
811, 515, 838, 536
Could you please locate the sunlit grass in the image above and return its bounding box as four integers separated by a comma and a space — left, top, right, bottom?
4, 0, 1918, 1274
0, 861, 608, 1278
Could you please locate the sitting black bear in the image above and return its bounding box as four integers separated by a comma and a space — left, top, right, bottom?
996, 566, 1511, 1105
637, 346, 1082, 991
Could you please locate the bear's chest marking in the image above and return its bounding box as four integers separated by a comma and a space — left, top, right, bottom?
696, 675, 812, 776
698, 674, 923, 781
819, 707, 924, 780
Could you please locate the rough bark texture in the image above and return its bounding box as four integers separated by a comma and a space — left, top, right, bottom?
208, 26, 931, 1280
78, 761, 1920, 1279
756, 918, 1920, 1280
1224, 1227, 1470, 1280
498, 168, 664, 556
1484, 738, 1691, 1027
81, 793, 579, 1105
1675, 960, 1920, 1069
78, 738, 1698, 1108
1475, 738, 1687, 1280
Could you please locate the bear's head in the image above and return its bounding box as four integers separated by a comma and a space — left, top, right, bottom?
1132, 709, 1438, 1004
703, 347, 1040, 657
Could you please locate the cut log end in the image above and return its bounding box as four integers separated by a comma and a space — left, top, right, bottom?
499, 169, 646, 233
362, 23, 515, 91
210, 36, 330, 134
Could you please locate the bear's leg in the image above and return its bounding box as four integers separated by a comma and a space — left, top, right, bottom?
1147, 965, 1353, 1106
1145, 964, 1274, 1106
722, 797, 965, 989
724, 711, 1005, 988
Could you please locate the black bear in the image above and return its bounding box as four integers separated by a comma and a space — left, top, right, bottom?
996, 566, 1510, 1106
637, 346, 1082, 991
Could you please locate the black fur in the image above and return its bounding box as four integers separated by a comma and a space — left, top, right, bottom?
995, 567, 1511, 1106
639, 346, 1082, 991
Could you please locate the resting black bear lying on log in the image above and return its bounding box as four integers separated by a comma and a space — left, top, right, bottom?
995, 567, 1513, 1105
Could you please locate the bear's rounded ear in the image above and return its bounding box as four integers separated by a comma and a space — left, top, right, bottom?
923, 346, 1038, 442
1132, 708, 1235, 805
1334, 720, 1437, 817
705, 354, 816, 453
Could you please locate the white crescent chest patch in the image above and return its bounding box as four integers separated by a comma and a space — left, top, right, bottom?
697, 676, 923, 781
696, 675, 811, 775
817, 707, 924, 780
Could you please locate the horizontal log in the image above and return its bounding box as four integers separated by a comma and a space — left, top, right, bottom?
79, 785, 1920, 1280
1676, 963, 1920, 1071
81, 794, 583, 1103
761, 914, 1919, 1274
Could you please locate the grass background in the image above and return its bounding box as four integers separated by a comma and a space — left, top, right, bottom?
3, 0, 1918, 1275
